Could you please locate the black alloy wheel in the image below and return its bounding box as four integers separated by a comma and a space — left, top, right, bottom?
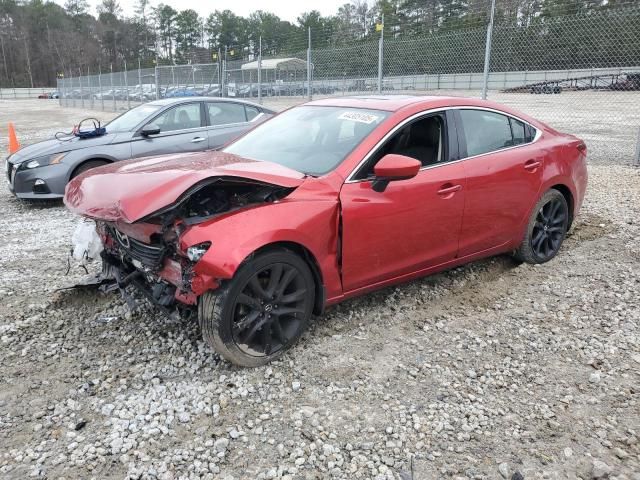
531, 196, 567, 260
199, 249, 315, 367
514, 188, 569, 264
232, 263, 309, 357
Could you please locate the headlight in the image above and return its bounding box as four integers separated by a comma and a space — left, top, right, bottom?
186, 242, 211, 262
22, 152, 68, 170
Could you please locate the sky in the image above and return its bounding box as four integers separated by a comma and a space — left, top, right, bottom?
53, 0, 348, 23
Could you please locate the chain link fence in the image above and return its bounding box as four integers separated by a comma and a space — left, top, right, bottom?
57, 1, 640, 165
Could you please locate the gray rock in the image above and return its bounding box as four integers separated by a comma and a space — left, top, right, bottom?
214, 438, 229, 453
498, 462, 511, 479
591, 460, 612, 479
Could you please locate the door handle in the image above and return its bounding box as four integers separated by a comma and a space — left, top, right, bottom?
191, 137, 206, 143
437, 183, 462, 197
524, 159, 541, 171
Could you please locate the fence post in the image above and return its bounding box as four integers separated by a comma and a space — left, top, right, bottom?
258, 36, 262, 104
80, 70, 85, 109
99, 69, 104, 111
377, 14, 384, 94
481, 0, 496, 100
634, 127, 640, 167
110, 65, 116, 111
222, 46, 227, 98
218, 49, 222, 97
307, 27, 312, 100
155, 66, 160, 100
138, 59, 143, 104
89, 66, 94, 110
124, 61, 130, 110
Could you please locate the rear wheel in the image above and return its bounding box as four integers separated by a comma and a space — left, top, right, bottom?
199, 249, 315, 367
71, 160, 109, 179
515, 189, 569, 264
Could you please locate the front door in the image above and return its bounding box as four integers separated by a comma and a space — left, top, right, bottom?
339, 111, 466, 292
130, 102, 208, 158
340, 164, 466, 292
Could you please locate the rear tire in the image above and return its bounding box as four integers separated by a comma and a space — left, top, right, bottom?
199, 249, 315, 367
71, 160, 109, 179
514, 189, 569, 264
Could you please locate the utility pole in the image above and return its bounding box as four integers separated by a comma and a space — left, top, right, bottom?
377, 14, 384, 94
307, 27, 312, 100
258, 36, 262, 104
481, 0, 496, 100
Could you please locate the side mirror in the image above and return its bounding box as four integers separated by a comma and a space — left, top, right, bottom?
372, 154, 421, 192
141, 124, 161, 136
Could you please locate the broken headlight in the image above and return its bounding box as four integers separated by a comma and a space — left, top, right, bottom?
186, 242, 211, 262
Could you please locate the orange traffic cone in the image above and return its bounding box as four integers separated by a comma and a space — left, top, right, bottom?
8, 122, 21, 154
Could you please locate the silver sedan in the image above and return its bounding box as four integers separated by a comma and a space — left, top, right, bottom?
6, 97, 275, 199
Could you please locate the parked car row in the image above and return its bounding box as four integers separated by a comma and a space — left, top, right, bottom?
37, 91, 60, 99
59, 81, 372, 101
6, 94, 588, 368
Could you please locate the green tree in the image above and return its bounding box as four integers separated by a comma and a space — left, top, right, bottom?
64, 0, 88, 16
175, 9, 202, 62
155, 3, 177, 63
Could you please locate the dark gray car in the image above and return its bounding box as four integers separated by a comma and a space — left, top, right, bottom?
6, 97, 275, 199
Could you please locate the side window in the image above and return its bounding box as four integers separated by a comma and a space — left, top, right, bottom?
459, 110, 513, 157
152, 103, 202, 132
245, 105, 260, 121
207, 103, 247, 126
355, 113, 446, 179
510, 117, 526, 146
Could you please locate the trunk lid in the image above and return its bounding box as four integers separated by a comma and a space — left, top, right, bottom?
64, 151, 305, 223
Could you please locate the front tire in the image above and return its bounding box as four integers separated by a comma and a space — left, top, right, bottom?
515, 189, 569, 264
71, 160, 109, 179
199, 249, 316, 367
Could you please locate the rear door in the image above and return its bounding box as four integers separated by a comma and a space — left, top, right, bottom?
455, 108, 542, 256
130, 101, 208, 158
205, 102, 264, 149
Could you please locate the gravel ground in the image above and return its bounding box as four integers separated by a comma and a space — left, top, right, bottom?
0, 98, 639, 480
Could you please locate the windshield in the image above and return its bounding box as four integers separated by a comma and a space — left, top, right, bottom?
106, 104, 162, 132
223, 106, 389, 175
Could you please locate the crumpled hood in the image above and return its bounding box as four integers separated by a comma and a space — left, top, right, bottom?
9, 134, 119, 163
64, 151, 306, 223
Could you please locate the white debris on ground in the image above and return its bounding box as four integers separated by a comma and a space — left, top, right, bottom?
0, 98, 639, 479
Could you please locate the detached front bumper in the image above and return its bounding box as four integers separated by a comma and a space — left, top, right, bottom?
6, 160, 67, 199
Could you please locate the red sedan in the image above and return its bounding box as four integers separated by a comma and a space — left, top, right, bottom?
65, 96, 588, 366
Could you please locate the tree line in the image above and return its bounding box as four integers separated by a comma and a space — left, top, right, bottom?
0, 0, 637, 88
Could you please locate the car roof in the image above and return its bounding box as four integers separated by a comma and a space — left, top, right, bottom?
147, 97, 269, 109
305, 95, 492, 112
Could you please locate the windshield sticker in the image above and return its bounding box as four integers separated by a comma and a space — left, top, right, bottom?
338, 111, 381, 124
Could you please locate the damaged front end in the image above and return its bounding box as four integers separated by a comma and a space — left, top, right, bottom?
90, 177, 295, 317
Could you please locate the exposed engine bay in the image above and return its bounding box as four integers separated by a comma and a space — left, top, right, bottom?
143, 178, 295, 226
